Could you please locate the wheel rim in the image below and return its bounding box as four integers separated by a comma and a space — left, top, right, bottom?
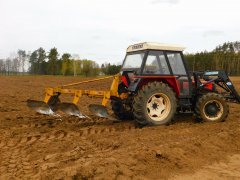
146, 93, 171, 122
203, 100, 223, 121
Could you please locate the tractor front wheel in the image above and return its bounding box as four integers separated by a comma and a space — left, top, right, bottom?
195, 93, 229, 122
133, 82, 177, 125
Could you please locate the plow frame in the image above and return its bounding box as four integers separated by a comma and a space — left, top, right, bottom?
43, 74, 128, 107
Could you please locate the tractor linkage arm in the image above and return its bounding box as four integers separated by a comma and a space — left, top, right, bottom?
193, 70, 240, 103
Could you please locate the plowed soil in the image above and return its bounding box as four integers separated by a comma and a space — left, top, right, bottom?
0, 76, 240, 179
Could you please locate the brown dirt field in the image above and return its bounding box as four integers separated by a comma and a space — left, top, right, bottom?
0, 76, 240, 179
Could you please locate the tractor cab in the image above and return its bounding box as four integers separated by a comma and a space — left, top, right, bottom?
121, 42, 191, 97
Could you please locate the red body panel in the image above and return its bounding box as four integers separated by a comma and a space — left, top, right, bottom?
134, 76, 180, 97
203, 82, 213, 90
121, 76, 129, 87
192, 80, 214, 91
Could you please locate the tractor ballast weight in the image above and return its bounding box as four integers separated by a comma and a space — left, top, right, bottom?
27, 42, 240, 125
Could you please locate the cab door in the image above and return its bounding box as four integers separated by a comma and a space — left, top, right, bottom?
165, 52, 192, 97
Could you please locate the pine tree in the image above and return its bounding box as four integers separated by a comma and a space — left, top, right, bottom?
61, 53, 72, 75
47, 48, 59, 75
37, 48, 46, 74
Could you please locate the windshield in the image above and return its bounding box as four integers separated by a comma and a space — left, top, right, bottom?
122, 53, 145, 70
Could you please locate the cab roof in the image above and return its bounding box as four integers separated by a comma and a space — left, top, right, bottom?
127, 42, 185, 53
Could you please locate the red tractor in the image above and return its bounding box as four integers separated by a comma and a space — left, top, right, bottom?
111, 42, 240, 125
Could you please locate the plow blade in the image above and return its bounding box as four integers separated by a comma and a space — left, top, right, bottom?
27, 99, 54, 115
89, 104, 111, 118
57, 103, 86, 118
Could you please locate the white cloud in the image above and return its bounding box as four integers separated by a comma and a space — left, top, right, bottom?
203, 31, 225, 37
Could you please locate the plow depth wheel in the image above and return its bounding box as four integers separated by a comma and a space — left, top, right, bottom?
133, 82, 177, 125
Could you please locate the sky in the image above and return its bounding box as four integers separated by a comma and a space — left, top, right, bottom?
0, 0, 240, 64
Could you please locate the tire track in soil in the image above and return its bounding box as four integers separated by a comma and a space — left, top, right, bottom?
0, 148, 39, 179
0, 116, 137, 149
6, 115, 111, 130
2, 104, 237, 179
0, 118, 137, 178
31, 123, 136, 178
0, 125, 237, 179
38, 133, 128, 179
1, 107, 239, 151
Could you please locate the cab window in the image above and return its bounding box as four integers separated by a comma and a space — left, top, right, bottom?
143, 51, 170, 75
166, 52, 186, 75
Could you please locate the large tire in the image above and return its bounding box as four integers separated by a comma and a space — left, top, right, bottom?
111, 99, 133, 120
195, 93, 229, 122
133, 82, 177, 125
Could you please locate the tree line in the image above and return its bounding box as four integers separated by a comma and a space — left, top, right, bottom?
185, 41, 240, 75
1, 41, 240, 76
0, 50, 28, 75
0, 47, 121, 76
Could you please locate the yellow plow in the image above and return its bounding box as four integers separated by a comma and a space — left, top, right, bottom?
27, 74, 128, 119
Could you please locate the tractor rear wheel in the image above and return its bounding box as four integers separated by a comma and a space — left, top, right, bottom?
133, 82, 177, 125
195, 93, 229, 122
111, 99, 133, 120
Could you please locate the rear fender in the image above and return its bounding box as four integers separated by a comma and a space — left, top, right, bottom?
128, 76, 180, 97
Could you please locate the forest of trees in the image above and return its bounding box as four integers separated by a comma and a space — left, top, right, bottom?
0, 50, 27, 75
0, 41, 240, 76
0, 48, 121, 76
185, 41, 240, 75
